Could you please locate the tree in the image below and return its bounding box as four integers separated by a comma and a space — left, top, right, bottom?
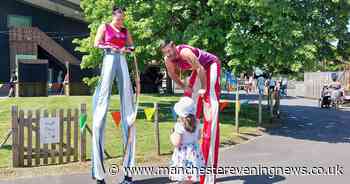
74, 0, 350, 88
224, 0, 350, 76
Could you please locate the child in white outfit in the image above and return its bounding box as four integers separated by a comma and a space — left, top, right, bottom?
169, 97, 205, 184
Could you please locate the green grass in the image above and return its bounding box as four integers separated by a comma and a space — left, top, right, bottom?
0, 94, 268, 168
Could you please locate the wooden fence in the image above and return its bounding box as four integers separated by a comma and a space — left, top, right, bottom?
11, 104, 87, 167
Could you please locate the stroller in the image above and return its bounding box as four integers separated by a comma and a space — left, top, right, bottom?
329, 73, 344, 109
319, 85, 344, 109
319, 84, 332, 108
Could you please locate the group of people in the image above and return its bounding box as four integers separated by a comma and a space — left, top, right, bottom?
264, 77, 288, 96
252, 69, 288, 97
241, 72, 288, 97
243, 75, 254, 94
320, 73, 344, 108
6, 69, 65, 97
91, 6, 221, 184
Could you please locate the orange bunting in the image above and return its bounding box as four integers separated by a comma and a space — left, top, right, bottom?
219, 101, 229, 112
228, 85, 233, 92
111, 111, 121, 127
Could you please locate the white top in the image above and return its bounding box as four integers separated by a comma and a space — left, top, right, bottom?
248, 76, 253, 83
174, 122, 200, 145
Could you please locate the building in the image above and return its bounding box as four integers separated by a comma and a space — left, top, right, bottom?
0, 0, 91, 96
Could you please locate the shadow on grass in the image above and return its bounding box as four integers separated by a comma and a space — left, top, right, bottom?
159, 152, 173, 156
0, 145, 12, 150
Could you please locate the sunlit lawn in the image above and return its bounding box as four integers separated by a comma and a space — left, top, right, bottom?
0, 94, 267, 168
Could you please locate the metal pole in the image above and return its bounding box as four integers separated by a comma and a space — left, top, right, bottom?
270, 90, 274, 119
154, 103, 160, 155
258, 92, 262, 125
235, 80, 240, 133
267, 87, 271, 108
275, 88, 281, 118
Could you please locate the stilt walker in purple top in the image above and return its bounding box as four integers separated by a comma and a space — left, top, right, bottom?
161, 41, 221, 184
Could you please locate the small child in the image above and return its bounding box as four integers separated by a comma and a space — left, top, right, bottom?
169, 97, 204, 184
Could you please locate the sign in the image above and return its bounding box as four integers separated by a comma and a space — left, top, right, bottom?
144, 108, 155, 121
40, 117, 60, 144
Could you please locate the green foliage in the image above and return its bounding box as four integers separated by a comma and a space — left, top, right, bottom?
75, 0, 350, 87
224, 0, 350, 75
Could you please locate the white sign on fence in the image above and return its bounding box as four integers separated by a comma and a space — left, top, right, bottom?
40, 117, 60, 144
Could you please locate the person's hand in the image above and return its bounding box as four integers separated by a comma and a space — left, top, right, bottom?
127, 46, 135, 52
120, 47, 127, 53
184, 86, 193, 97
120, 47, 133, 54
198, 89, 206, 97
111, 47, 120, 52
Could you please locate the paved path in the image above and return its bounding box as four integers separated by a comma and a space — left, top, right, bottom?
1, 97, 350, 184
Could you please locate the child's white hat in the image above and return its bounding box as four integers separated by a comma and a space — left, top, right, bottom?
174, 97, 195, 118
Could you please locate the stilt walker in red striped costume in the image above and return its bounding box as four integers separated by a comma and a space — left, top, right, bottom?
161, 40, 221, 184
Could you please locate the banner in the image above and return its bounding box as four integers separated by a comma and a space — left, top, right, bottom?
111, 111, 121, 127
79, 114, 87, 132
144, 108, 155, 121
219, 101, 229, 112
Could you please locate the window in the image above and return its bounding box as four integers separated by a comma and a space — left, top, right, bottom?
7, 15, 32, 28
